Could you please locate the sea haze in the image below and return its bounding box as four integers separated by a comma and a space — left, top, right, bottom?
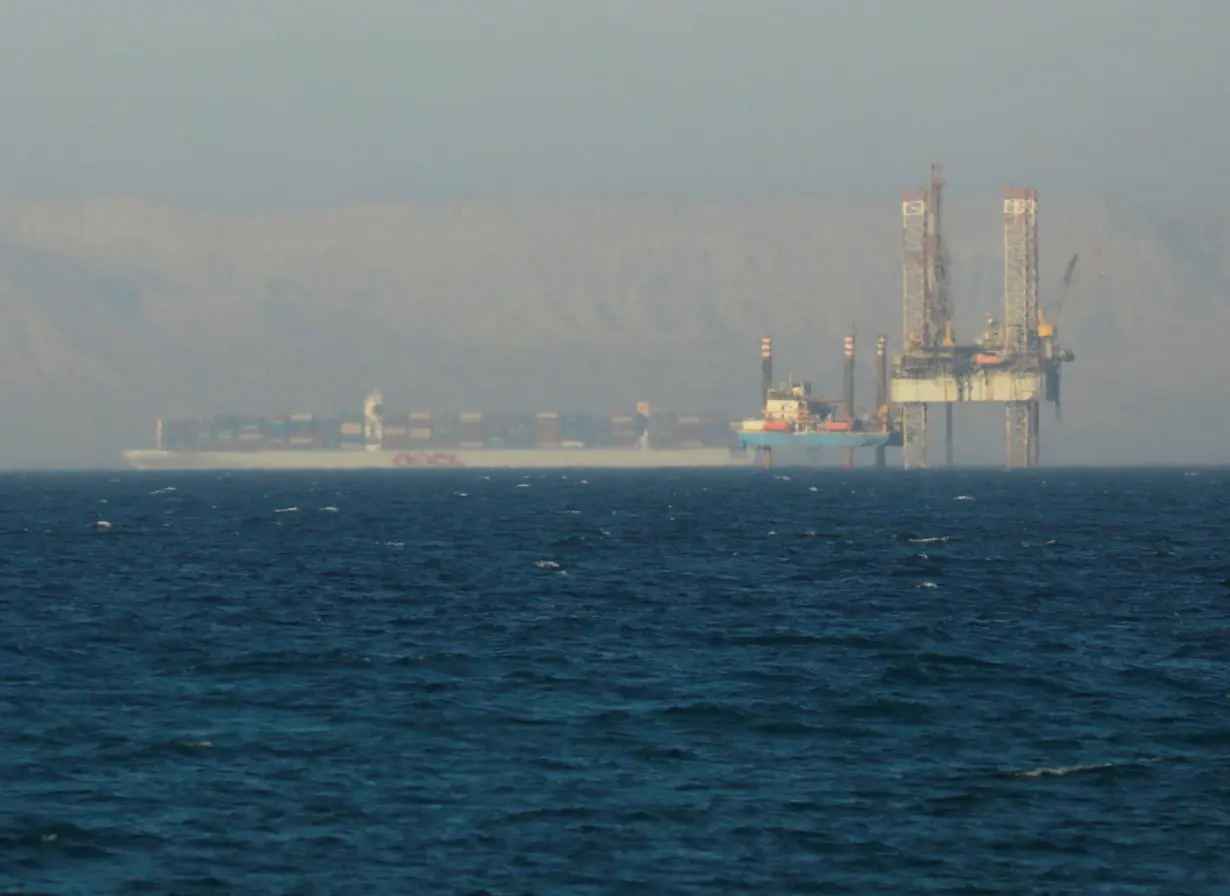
2, 468, 1229, 893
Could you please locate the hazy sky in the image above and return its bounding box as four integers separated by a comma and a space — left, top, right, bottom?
0, 0, 1225, 209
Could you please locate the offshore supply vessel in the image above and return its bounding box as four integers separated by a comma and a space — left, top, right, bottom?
121, 391, 753, 470
732, 334, 900, 465
734, 379, 895, 453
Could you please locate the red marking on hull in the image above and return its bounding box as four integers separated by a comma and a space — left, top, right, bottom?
392, 452, 467, 468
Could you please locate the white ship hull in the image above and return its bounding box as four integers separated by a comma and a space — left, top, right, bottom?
121, 447, 753, 471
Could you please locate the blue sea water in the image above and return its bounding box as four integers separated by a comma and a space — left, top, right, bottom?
3, 467, 1230, 894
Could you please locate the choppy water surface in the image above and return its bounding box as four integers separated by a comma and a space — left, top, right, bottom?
3, 467, 1230, 893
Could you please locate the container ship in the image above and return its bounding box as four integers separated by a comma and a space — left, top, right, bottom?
122, 391, 754, 470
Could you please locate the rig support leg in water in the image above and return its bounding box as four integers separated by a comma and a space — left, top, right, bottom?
945, 403, 954, 467
843, 447, 854, 469
760, 447, 773, 470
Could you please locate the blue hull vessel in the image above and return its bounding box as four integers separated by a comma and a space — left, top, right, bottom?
738, 430, 893, 450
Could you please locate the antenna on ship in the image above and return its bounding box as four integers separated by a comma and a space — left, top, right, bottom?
760, 335, 772, 412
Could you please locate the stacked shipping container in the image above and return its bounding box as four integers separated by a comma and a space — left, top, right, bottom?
610, 415, 639, 447
702, 413, 735, 449
409, 412, 432, 447
535, 412, 560, 448
560, 414, 613, 448
382, 411, 410, 451
340, 419, 364, 451
431, 412, 460, 448
677, 415, 704, 449
459, 412, 484, 449
482, 413, 507, 448
648, 412, 678, 449
288, 413, 318, 448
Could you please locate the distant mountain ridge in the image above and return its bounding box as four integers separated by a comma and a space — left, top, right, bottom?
0, 195, 1225, 467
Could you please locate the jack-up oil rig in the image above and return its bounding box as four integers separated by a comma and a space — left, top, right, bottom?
889, 165, 1075, 468
736, 165, 1075, 470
